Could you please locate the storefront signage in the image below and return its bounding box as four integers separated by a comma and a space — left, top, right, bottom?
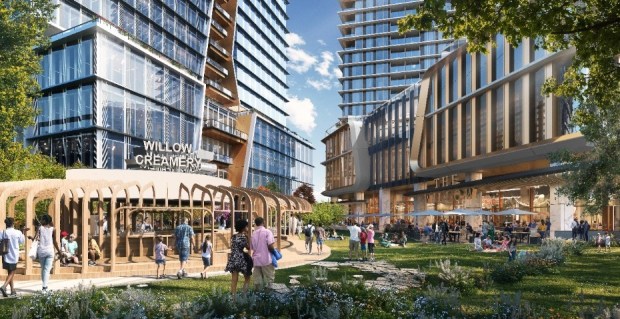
134, 141, 202, 173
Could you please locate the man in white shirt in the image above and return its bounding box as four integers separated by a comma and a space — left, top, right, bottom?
1, 217, 26, 297
570, 218, 579, 240
347, 222, 361, 260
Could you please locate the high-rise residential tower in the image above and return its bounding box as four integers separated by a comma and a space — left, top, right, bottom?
27, 0, 312, 195
323, 0, 453, 218
337, 0, 454, 116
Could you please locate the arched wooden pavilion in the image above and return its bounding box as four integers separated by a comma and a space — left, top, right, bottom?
0, 170, 311, 279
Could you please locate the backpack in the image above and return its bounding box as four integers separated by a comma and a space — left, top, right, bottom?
304, 225, 313, 237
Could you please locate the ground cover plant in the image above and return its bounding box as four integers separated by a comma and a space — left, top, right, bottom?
0, 238, 619, 318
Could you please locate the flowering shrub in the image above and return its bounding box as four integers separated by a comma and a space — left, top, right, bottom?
11, 285, 109, 319
435, 259, 474, 293
563, 240, 589, 256
412, 284, 461, 319
537, 239, 566, 265
490, 261, 528, 284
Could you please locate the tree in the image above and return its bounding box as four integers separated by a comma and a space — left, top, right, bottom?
264, 180, 281, 193
399, 1, 620, 214
293, 183, 316, 205
0, 0, 63, 182
305, 202, 345, 228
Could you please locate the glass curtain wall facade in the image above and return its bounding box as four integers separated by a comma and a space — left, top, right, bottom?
30, 0, 210, 169
235, 0, 314, 194
337, 0, 454, 116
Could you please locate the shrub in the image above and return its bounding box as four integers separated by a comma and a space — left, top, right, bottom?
521, 255, 558, 275
537, 238, 566, 265
489, 292, 542, 319
563, 240, 589, 256
11, 285, 109, 319
435, 259, 474, 293
107, 288, 173, 319
490, 262, 528, 284
412, 284, 461, 319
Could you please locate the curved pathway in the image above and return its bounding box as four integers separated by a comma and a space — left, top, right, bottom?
10, 235, 331, 296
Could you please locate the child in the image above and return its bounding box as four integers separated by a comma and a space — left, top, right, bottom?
154, 235, 170, 279
605, 232, 612, 253
473, 233, 483, 252
200, 234, 213, 279
596, 233, 604, 252
359, 228, 368, 261
508, 237, 517, 262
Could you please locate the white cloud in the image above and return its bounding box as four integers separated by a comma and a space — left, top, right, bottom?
317, 39, 326, 46
285, 33, 317, 74
283, 96, 317, 134
284, 33, 305, 47
333, 67, 343, 79
307, 79, 333, 91
315, 51, 335, 78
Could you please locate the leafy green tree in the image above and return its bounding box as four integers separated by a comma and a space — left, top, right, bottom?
293, 183, 316, 205
305, 202, 345, 228
264, 180, 281, 193
0, 0, 63, 182
399, 1, 620, 214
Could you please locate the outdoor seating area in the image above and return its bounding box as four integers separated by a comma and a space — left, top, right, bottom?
0, 172, 312, 280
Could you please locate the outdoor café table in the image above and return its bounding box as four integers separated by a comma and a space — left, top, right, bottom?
448, 231, 460, 242
512, 231, 529, 243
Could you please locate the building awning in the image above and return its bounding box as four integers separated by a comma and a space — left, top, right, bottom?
404, 166, 568, 196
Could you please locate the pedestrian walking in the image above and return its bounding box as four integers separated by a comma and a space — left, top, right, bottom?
251, 217, 276, 290
225, 220, 251, 299
33, 214, 61, 292
174, 217, 194, 279
200, 234, 212, 279
1, 218, 28, 297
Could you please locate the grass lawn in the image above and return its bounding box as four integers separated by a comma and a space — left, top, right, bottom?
1, 239, 618, 317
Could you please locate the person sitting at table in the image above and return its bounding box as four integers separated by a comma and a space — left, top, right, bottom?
504, 224, 513, 235
449, 224, 460, 242
537, 220, 546, 239
465, 223, 473, 237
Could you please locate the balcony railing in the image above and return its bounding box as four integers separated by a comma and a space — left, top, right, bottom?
206, 57, 228, 76
211, 20, 228, 37
206, 79, 233, 97
209, 40, 229, 56
213, 153, 233, 164
214, 3, 232, 21
204, 119, 248, 140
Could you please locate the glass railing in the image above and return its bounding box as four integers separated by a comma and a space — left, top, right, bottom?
203, 119, 248, 140
391, 64, 420, 72
391, 37, 420, 45
206, 57, 228, 76
206, 79, 232, 97
391, 50, 420, 59
213, 153, 233, 164
211, 20, 228, 37
214, 3, 232, 21
209, 40, 229, 56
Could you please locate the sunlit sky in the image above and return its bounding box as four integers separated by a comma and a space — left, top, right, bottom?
284, 1, 343, 201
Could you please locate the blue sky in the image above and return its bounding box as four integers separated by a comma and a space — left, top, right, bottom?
282, 1, 343, 201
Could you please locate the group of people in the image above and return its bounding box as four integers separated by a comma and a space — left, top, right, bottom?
0, 215, 104, 296
301, 220, 326, 255
346, 222, 376, 261
570, 218, 591, 241
222, 217, 279, 299
472, 233, 519, 261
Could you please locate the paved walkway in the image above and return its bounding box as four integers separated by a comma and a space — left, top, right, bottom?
8, 235, 331, 296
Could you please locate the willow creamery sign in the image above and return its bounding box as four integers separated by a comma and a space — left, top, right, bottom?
132, 140, 202, 173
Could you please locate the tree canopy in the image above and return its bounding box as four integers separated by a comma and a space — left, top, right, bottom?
399, 0, 620, 214
305, 202, 345, 228
0, 0, 64, 181
293, 183, 316, 205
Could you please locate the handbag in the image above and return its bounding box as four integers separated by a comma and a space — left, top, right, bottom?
0, 231, 9, 255
29, 240, 39, 261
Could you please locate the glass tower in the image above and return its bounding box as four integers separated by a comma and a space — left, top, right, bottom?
235, 0, 314, 194
337, 0, 454, 116
27, 0, 313, 195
